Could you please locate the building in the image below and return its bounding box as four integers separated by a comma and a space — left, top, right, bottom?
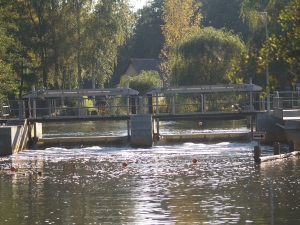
123, 58, 162, 77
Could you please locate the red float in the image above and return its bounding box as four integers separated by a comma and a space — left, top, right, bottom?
192, 158, 198, 164
122, 162, 128, 167
91, 127, 95, 131
198, 122, 202, 126
10, 166, 16, 172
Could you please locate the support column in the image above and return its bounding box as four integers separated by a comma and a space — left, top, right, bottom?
130, 114, 153, 147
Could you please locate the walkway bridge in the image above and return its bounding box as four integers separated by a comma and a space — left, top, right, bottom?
1, 83, 266, 152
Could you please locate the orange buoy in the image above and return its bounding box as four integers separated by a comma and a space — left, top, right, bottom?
192, 158, 198, 164
122, 162, 128, 167
198, 122, 202, 126
10, 166, 16, 172
91, 127, 95, 131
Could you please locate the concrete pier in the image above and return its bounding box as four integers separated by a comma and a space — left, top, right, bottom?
0, 120, 28, 155
256, 112, 286, 143
130, 114, 153, 147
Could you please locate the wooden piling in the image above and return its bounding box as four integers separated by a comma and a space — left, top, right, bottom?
273, 142, 280, 155
289, 140, 295, 152
254, 145, 261, 163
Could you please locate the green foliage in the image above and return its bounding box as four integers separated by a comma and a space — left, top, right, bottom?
170, 27, 247, 86
160, 0, 202, 82
0, 0, 133, 100
0, 1, 19, 101
120, 71, 163, 96
258, 0, 300, 88
111, 0, 165, 87
201, 0, 249, 42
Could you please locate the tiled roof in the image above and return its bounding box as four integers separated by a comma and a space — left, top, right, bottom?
124, 58, 162, 75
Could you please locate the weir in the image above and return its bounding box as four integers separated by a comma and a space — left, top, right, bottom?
1, 83, 300, 154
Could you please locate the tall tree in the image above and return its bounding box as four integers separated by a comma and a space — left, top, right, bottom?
201, 0, 249, 42
170, 27, 247, 86
160, 0, 202, 82
110, 0, 164, 87
130, 0, 164, 58
0, 0, 19, 101
258, 0, 300, 87
84, 0, 133, 88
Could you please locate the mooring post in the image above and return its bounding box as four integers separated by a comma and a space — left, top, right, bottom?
254, 145, 261, 163
289, 140, 295, 152
273, 142, 280, 155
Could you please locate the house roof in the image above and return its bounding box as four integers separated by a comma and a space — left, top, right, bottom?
123, 58, 162, 75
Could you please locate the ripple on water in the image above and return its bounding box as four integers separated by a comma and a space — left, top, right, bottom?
2, 140, 300, 224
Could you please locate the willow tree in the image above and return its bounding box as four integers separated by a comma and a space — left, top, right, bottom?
160, 0, 202, 82
170, 27, 247, 86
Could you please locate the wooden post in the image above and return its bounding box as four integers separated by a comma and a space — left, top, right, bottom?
289, 140, 295, 152
254, 145, 261, 163
273, 142, 280, 155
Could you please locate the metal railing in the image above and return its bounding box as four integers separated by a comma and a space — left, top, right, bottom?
5, 92, 268, 119
277, 91, 300, 109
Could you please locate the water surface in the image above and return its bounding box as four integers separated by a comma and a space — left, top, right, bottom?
1, 120, 299, 224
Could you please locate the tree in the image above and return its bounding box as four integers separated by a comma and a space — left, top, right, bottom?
130, 0, 164, 58
0, 0, 19, 101
201, 0, 249, 42
84, 0, 133, 88
258, 0, 300, 87
170, 27, 247, 86
120, 71, 162, 96
160, 0, 202, 82
111, 0, 164, 87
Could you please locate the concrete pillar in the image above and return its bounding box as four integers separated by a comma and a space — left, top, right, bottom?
254, 145, 261, 163
130, 114, 153, 147
0, 121, 28, 155
273, 142, 280, 155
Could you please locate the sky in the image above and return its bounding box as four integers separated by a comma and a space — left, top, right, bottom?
130, 0, 150, 11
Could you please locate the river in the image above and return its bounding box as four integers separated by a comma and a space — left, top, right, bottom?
0, 120, 299, 224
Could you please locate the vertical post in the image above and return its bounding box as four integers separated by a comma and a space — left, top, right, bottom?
32, 85, 36, 118
131, 96, 137, 114
156, 119, 159, 138
78, 98, 82, 117
127, 120, 130, 141
250, 78, 253, 111
289, 140, 294, 152
110, 97, 113, 116
156, 94, 159, 114
19, 100, 23, 119
254, 145, 261, 163
273, 142, 280, 155
148, 94, 153, 114
260, 12, 270, 113
201, 94, 204, 113
203, 95, 206, 113
172, 96, 175, 114
48, 99, 51, 116
25, 99, 31, 118
126, 96, 129, 115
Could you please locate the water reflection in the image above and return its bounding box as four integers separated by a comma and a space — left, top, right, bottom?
1, 142, 300, 224
42, 120, 249, 138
